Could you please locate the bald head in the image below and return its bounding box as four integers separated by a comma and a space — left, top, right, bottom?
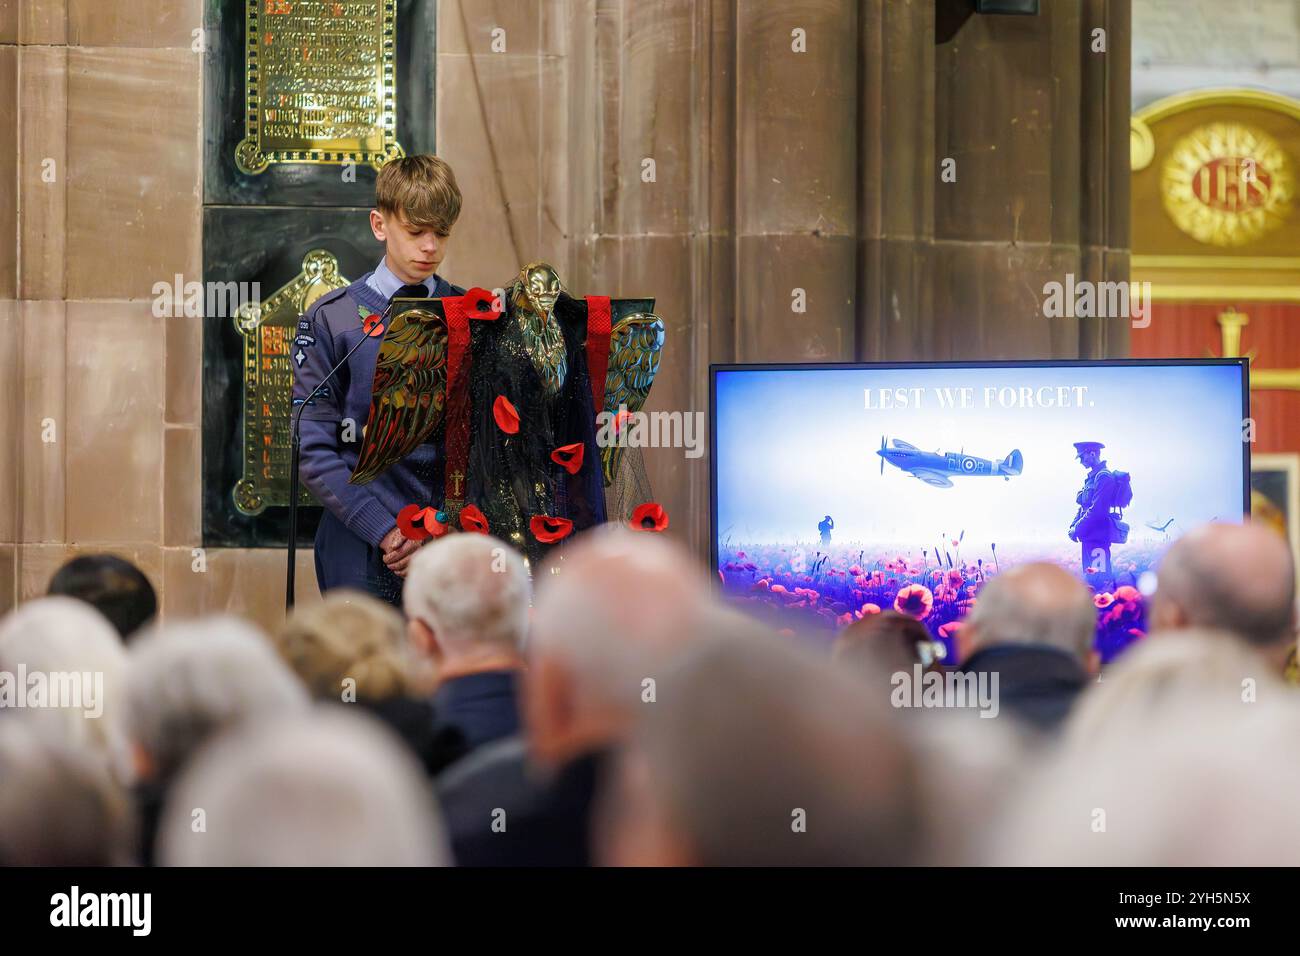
532, 526, 711, 680
965, 562, 1096, 661
1152, 521, 1296, 650
525, 526, 714, 764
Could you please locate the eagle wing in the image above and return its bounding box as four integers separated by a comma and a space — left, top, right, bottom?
349, 307, 448, 485
601, 311, 665, 486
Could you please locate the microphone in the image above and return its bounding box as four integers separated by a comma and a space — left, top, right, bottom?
285, 301, 396, 613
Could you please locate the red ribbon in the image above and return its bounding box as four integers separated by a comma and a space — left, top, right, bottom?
441, 292, 501, 513
585, 296, 612, 415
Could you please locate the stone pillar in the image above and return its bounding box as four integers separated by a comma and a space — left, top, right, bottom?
923, 0, 1132, 359
552, 0, 1132, 560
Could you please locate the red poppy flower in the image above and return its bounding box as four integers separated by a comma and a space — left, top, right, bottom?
422, 509, 450, 538
550, 442, 584, 475
1093, 592, 1115, 609
361, 313, 385, 337
894, 584, 934, 620
463, 287, 503, 318
939, 621, 963, 640
856, 602, 881, 619
630, 502, 668, 532
493, 395, 520, 434
396, 504, 432, 541
1114, 585, 1141, 603
530, 515, 574, 544
459, 504, 489, 534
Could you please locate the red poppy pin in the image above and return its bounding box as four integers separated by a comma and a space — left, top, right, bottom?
530, 515, 574, 544
494, 395, 520, 434
463, 287, 503, 318
630, 502, 668, 533
396, 504, 432, 541
361, 313, 385, 337
422, 509, 450, 538
550, 442, 584, 475
460, 504, 490, 534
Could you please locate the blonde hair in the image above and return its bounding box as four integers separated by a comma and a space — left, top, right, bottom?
273, 590, 412, 701
375, 155, 462, 234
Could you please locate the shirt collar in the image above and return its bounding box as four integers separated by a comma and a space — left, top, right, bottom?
369, 257, 435, 301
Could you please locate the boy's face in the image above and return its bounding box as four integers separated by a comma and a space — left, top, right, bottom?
370, 208, 452, 284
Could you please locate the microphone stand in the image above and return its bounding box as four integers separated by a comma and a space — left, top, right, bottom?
285, 309, 391, 613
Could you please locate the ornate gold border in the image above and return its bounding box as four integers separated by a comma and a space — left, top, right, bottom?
1133, 89, 1300, 302
1133, 88, 1300, 127
235, 0, 404, 175
233, 251, 349, 515
1251, 453, 1300, 588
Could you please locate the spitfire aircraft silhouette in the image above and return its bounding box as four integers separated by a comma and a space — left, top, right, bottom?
876, 436, 1023, 488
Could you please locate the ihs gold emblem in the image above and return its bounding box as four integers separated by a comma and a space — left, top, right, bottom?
1160, 122, 1294, 247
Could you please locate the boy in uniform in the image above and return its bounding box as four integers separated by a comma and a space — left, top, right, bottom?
292, 156, 465, 605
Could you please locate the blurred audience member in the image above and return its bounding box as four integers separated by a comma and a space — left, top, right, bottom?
1150, 521, 1298, 675
989, 635, 1300, 865
1063, 628, 1283, 753
957, 563, 1097, 733
598, 623, 921, 866
0, 722, 136, 866
158, 708, 449, 866
127, 617, 308, 864
273, 589, 464, 774
904, 707, 1033, 865
0, 596, 132, 784
833, 610, 942, 688
48, 553, 157, 642
404, 534, 530, 756
436, 526, 713, 866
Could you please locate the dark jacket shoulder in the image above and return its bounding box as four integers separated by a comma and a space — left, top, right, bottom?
304, 285, 351, 321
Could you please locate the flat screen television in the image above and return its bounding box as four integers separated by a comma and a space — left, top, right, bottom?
710, 359, 1250, 663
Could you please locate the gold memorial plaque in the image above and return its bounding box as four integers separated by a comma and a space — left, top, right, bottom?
236, 0, 404, 175
233, 250, 350, 515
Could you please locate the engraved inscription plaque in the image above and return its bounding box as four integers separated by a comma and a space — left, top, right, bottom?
236, 0, 404, 175
233, 249, 350, 514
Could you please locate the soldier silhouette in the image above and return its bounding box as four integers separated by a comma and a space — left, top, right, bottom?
818, 515, 834, 546
1068, 441, 1131, 589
